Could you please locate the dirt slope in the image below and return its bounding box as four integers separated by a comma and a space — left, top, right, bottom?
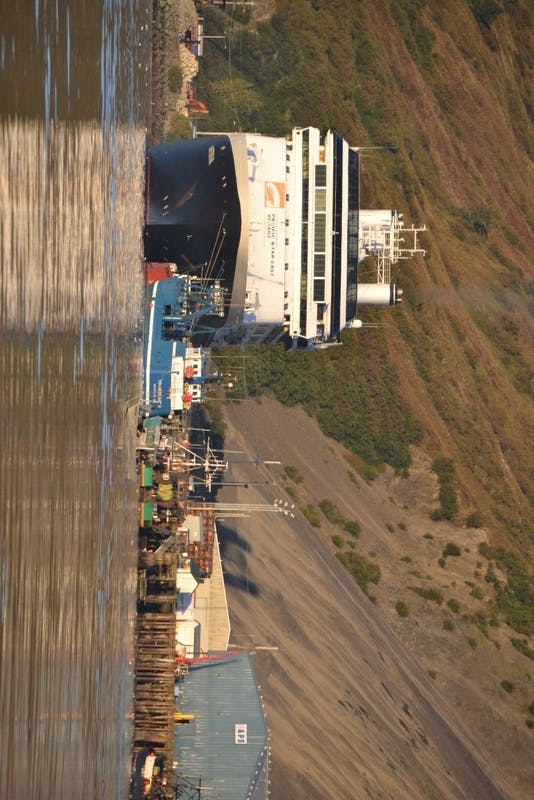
217, 398, 532, 800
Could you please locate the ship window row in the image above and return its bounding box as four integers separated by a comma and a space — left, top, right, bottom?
314, 253, 325, 277
330, 133, 345, 336
300, 222, 308, 335
315, 187, 327, 212
348, 149, 359, 209
314, 214, 326, 251
302, 174, 310, 220
313, 278, 325, 302
302, 130, 310, 180
315, 163, 327, 187
299, 131, 311, 336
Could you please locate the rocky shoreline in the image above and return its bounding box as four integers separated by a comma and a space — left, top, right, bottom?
150, 0, 198, 143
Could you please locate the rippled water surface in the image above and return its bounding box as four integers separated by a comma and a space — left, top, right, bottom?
0, 2, 150, 797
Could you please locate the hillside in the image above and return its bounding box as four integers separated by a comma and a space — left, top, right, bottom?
162, 0, 534, 795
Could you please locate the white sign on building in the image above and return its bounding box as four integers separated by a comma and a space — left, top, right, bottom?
234, 723, 248, 745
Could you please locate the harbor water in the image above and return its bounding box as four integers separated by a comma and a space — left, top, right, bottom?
0, 1, 151, 797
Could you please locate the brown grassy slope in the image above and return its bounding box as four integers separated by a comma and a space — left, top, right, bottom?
352, 0, 534, 550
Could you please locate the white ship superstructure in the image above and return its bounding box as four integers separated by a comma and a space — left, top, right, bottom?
145, 127, 425, 347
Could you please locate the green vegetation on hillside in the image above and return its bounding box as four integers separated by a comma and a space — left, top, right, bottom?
409, 586, 444, 604
480, 544, 534, 635
212, 332, 422, 473
336, 549, 381, 596
165, 112, 192, 141
167, 63, 182, 92
396, 600, 410, 617
319, 499, 361, 538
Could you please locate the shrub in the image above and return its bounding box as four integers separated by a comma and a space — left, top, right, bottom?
168, 64, 183, 93
343, 519, 361, 538
468, 637, 477, 649
500, 680, 515, 694
347, 469, 358, 484
400, 555, 412, 563
386, 522, 395, 533
398, 521, 407, 532
331, 533, 345, 549
468, 1, 503, 31
447, 598, 460, 614
485, 566, 500, 589
360, 463, 378, 482
443, 618, 455, 632
489, 611, 500, 627
511, 638, 534, 661
319, 498, 336, 519
301, 504, 321, 527
285, 485, 297, 501
319, 499, 344, 525
465, 511, 483, 528
528, 702, 534, 716
479, 544, 534, 636
471, 586, 484, 600
503, 226, 519, 246
526, 719, 534, 729
438, 557, 446, 569
200, 399, 226, 447
443, 542, 462, 557
336, 551, 381, 595
431, 458, 458, 521
409, 586, 443, 604
284, 465, 303, 484
395, 600, 409, 618
423, 532, 434, 540
461, 204, 493, 235
165, 112, 192, 141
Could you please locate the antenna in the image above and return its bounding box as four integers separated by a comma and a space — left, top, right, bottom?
359, 209, 426, 284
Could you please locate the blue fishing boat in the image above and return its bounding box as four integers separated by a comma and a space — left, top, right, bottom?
141, 274, 220, 418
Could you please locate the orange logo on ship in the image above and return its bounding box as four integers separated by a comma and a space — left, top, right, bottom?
264, 182, 285, 208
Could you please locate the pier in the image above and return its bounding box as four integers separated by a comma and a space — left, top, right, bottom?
132, 407, 223, 790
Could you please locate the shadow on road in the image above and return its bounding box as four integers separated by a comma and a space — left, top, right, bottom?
216, 522, 259, 596
217, 521, 252, 555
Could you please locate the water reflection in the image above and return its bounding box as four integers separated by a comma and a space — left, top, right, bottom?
0, 2, 150, 798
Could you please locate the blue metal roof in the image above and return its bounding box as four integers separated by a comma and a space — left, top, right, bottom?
174, 652, 268, 800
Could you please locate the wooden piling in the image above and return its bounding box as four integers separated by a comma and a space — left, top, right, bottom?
133, 611, 176, 761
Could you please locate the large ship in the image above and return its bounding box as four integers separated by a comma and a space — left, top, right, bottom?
145, 127, 425, 348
